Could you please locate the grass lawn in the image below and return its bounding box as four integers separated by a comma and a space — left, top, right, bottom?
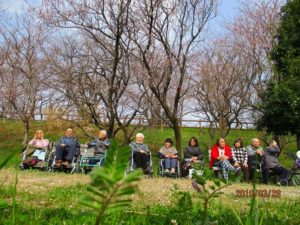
0, 119, 296, 168
0, 120, 300, 224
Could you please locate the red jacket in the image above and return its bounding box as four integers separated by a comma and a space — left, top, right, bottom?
209, 144, 232, 168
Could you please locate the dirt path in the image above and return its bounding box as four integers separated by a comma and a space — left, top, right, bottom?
1, 169, 300, 206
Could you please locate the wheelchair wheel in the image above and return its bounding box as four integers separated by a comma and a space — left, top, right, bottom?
291, 174, 300, 186
279, 179, 289, 186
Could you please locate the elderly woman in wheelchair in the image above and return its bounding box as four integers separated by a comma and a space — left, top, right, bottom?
158, 138, 180, 176
129, 133, 152, 175
22, 130, 50, 169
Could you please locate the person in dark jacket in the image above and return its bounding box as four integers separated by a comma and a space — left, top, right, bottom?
55, 128, 80, 168
88, 130, 110, 155
129, 133, 150, 174
183, 137, 204, 177
245, 138, 264, 181
262, 140, 288, 184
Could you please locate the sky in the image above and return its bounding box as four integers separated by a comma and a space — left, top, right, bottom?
1, 0, 41, 12
219, 0, 239, 18
213, 0, 240, 32
2, 0, 240, 22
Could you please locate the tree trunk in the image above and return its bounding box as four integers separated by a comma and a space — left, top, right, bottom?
297, 133, 300, 150
173, 122, 182, 159
107, 116, 115, 139
22, 120, 30, 147
122, 127, 130, 146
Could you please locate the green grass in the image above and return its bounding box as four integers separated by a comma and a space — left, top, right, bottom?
1, 178, 300, 225
1, 120, 300, 224
0, 119, 296, 168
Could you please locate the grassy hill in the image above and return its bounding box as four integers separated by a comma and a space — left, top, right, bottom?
1, 119, 300, 224
0, 119, 297, 168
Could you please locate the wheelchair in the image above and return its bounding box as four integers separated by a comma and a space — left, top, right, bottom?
79, 144, 108, 174
127, 150, 153, 177
20, 142, 54, 171
47, 144, 81, 174
158, 157, 181, 178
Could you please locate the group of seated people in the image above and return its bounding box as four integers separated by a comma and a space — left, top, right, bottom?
129, 134, 204, 177
130, 134, 289, 184
24, 128, 289, 184
207, 137, 288, 183
23, 128, 110, 168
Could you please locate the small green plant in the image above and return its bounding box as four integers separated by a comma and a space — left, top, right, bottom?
191, 165, 231, 225
170, 186, 194, 225
0, 149, 18, 211
81, 139, 142, 225
231, 156, 264, 225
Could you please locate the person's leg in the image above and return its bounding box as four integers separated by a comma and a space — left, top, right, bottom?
140, 153, 148, 173
66, 146, 76, 162
221, 160, 235, 171
273, 167, 289, 181
220, 160, 230, 179
55, 145, 63, 161
164, 158, 171, 169
262, 167, 270, 184
170, 158, 176, 168
241, 164, 250, 182
133, 152, 143, 169
55, 145, 64, 167
248, 163, 256, 181
221, 165, 229, 180
170, 158, 176, 173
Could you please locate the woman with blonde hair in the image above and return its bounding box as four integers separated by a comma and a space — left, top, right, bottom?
28, 130, 49, 148
23, 130, 50, 168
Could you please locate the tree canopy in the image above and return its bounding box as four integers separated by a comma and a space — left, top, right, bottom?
257, 0, 300, 148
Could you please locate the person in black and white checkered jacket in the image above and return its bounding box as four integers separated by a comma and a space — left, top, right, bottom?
231, 139, 249, 182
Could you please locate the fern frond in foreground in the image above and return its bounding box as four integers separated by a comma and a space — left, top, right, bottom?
81, 140, 142, 225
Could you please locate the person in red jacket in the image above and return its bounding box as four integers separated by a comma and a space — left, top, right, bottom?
210, 137, 240, 180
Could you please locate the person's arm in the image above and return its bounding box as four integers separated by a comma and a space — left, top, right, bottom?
246, 146, 256, 157
28, 139, 35, 146
55, 137, 63, 148
129, 142, 137, 152
88, 139, 97, 148
196, 148, 204, 160
267, 146, 280, 155
158, 147, 166, 158
172, 148, 179, 158
211, 147, 219, 161
43, 139, 49, 148
144, 144, 150, 153
243, 148, 248, 165
231, 148, 237, 163
184, 147, 191, 158
226, 146, 232, 160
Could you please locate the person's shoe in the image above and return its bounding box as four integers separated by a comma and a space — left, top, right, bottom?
170, 169, 176, 174
54, 160, 62, 168
62, 161, 69, 168
164, 169, 170, 174
233, 167, 241, 175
